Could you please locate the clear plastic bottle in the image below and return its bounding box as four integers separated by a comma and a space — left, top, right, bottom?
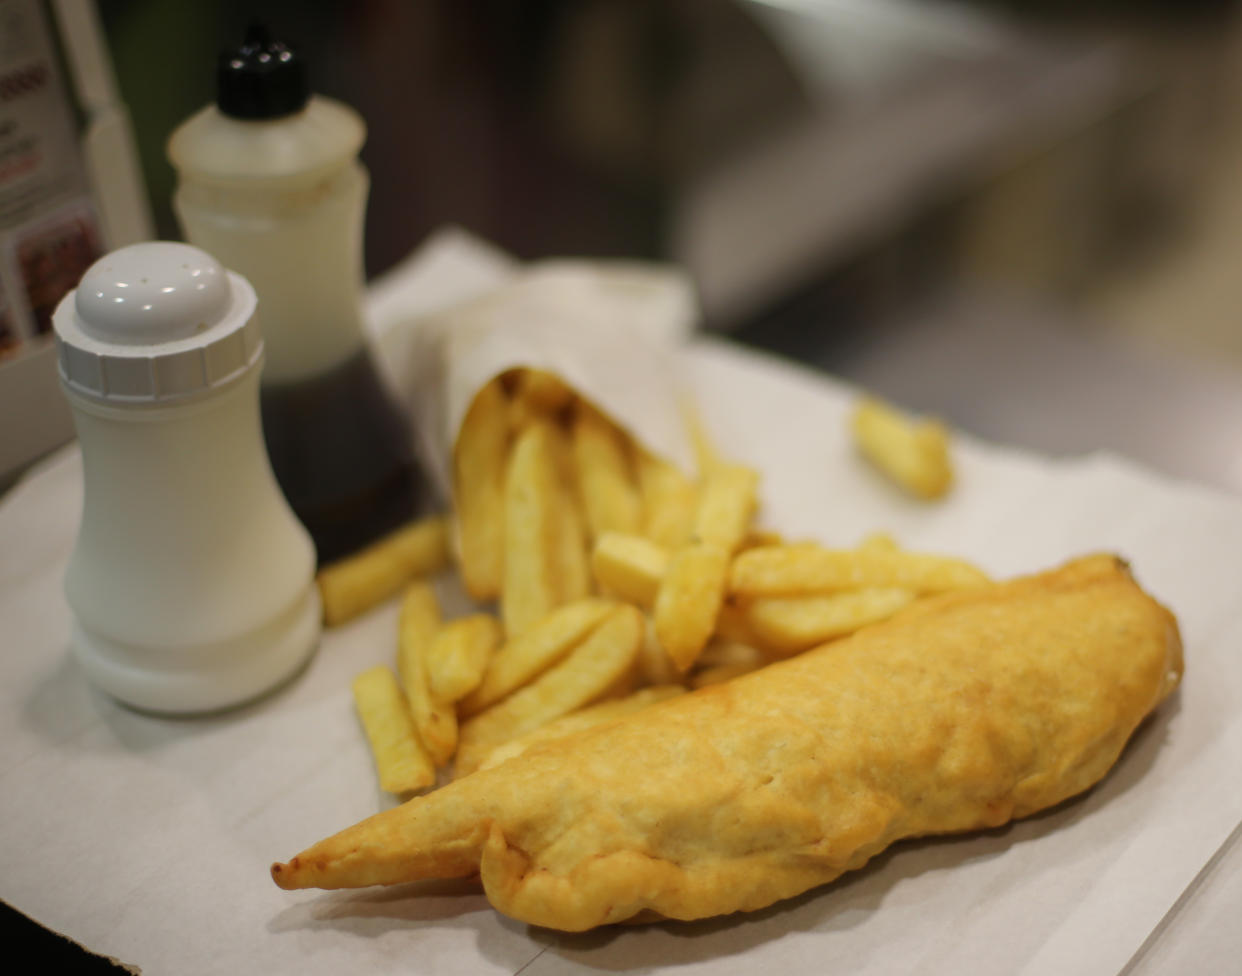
166, 25, 421, 564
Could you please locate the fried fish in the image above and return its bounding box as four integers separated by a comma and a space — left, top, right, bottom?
271, 554, 1182, 931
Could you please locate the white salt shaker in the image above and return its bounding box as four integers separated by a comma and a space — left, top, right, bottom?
53, 241, 320, 713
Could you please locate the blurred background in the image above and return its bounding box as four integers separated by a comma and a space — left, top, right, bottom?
6, 0, 1242, 490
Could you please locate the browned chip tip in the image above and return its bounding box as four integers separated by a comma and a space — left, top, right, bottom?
270, 859, 295, 889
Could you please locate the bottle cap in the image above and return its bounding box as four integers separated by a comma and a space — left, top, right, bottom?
53, 242, 263, 405
217, 22, 309, 120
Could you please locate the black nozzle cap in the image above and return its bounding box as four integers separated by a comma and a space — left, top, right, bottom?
216, 22, 309, 120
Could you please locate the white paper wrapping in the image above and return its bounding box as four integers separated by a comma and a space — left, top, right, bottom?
2, 235, 1241, 975
369, 228, 699, 501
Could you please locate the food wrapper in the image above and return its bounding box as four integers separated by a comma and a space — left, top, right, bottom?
369, 228, 699, 503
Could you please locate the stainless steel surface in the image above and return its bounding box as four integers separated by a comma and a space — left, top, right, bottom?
674, 21, 1136, 329
734, 287, 1242, 496
1122, 818, 1242, 974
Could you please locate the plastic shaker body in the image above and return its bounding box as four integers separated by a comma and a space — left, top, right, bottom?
55, 242, 320, 714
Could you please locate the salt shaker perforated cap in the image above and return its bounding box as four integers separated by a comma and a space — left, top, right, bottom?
53, 241, 263, 404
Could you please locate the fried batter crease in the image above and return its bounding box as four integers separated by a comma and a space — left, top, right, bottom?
272, 554, 1183, 931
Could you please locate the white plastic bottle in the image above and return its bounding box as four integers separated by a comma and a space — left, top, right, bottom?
53, 241, 320, 714
166, 25, 420, 565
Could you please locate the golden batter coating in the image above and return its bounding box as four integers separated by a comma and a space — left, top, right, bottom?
272, 554, 1182, 931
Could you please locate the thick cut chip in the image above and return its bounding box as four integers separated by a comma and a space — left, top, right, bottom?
547, 423, 592, 603
692, 463, 759, 553
635, 451, 698, 549
730, 544, 988, 598
689, 640, 766, 689
454, 381, 510, 601
738, 529, 785, 551
459, 598, 617, 719
475, 685, 685, 772
317, 517, 450, 627
744, 588, 916, 655
554, 497, 592, 603
351, 666, 435, 794
396, 583, 457, 766
713, 600, 764, 648
696, 638, 766, 670
572, 406, 641, 539
455, 605, 644, 775
426, 614, 502, 703
852, 395, 953, 499
507, 368, 576, 431
514, 369, 575, 414
859, 531, 899, 554
502, 421, 562, 637
653, 543, 730, 671
683, 403, 721, 476
636, 616, 682, 686
590, 532, 669, 607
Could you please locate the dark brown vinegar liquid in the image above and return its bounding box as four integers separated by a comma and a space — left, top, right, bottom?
260, 348, 422, 565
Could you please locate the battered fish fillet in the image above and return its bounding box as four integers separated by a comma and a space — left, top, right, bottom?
271, 554, 1182, 931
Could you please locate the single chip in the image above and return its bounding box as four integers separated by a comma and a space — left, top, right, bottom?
636, 616, 682, 687
693, 463, 759, 553
317, 516, 450, 627
730, 544, 989, 598
572, 405, 641, 539
713, 599, 765, 648
596, 661, 639, 703
635, 450, 698, 549
396, 583, 457, 766
653, 543, 730, 671
554, 494, 592, 603
547, 423, 592, 603
852, 395, 953, 500
683, 402, 721, 476
738, 528, 785, 551
426, 614, 502, 703
514, 369, 575, 414
456, 605, 644, 775
474, 685, 686, 772
859, 531, 899, 554
508, 367, 576, 431
696, 638, 766, 670
458, 598, 618, 719
502, 420, 563, 637
590, 532, 669, 607
744, 588, 916, 655
454, 380, 510, 601
351, 665, 435, 794
689, 640, 766, 689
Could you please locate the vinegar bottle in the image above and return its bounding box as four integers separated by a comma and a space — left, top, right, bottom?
166, 25, 421, 564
